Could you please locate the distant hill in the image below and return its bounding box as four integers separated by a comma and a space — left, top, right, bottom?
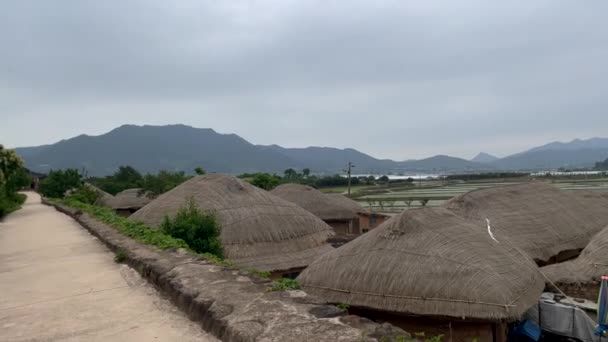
259, 145, 399, 174
471, 152, 499, 164
15, 124, 486, 176
13, 125, 608, 175
15, 125, 299, 176
398, 155, 491, 172
491, 138, 608, 170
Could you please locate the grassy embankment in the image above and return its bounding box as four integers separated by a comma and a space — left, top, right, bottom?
51, 198, 271, 279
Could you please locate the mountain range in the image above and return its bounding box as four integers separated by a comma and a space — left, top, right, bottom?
13, 124, 608, 176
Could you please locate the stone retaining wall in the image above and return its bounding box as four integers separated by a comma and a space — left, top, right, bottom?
44, 200, 409, 342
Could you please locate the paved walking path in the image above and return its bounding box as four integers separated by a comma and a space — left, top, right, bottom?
0, 192, 217, 342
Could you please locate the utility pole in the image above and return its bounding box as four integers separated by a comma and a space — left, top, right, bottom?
344, 162, 355, 196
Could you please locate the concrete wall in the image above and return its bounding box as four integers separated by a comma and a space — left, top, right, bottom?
350, 308, 504, 342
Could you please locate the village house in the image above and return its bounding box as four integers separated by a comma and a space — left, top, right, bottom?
540, 190, 608, 301
445, 182, 608, 266
108, 188, 151, 217
271, 184, 365, 235
129, 174, 335, 278
326, 193, 389, 233
297, 207, 545, 342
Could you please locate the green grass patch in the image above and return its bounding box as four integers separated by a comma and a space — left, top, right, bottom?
57, 197, 191, 251
269, 278, 301, 291
243, 268, 271, 279
114, 249, 127, 263
336, 303, 350, 310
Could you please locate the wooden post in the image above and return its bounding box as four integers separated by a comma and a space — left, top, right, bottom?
345, 162, 354, 196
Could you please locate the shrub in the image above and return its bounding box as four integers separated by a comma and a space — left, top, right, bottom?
270, 278, 301, 291
67, 185, 100, 205
160, 198, 223, 258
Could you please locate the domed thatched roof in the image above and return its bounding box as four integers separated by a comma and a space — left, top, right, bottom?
297, 207, 544, 321
541, 191, 608, 284
445, 182, 608, 264
326, 193, 370, 215
542, 223, 608, 285
84, 183, 114, 207
271, 184, 359, 220
129, 175, 335, 272
108, 188, 151, 210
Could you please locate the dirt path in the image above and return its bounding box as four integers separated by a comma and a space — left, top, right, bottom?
0, 192, 218, 342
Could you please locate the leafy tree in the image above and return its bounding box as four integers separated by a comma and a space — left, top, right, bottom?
114, 165, 142, 184
283, 168, 298, 179
194, 167, 206, 175
0, 145, 29, 217
250, 173, 281, 190
302, 168, 311, 177
140, 170, 190, 198
89, 165, 143, 195
378, 175, 390, 184
39, 169, 83, 198
161, 198, 223, 257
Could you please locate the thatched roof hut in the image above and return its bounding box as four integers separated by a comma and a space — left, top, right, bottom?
270, 184, 359, 221
326, 193, 370, 215
129, 175, 335, 272
88, 184, 114, 207
108, 188, 151, 210
297, 207, 544, 321
271, 184, 365, 237
445, 182, 608, 265
541, 223, 608, 286
540, 192, 608, 297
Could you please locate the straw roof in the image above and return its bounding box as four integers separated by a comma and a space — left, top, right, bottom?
108, 188, 151, 210
445, 182, 608, 264
84, 183, 114, 207
271, 184, 359, 221
297, 207, 544, 321
326, 193, 371, 215
129, 175, 335, 272
542, 223, 608, 285
540, 192, 608, 284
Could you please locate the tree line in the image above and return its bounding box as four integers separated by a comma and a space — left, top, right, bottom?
595, 158, 608, 171
242, 168, 400, 190
36, 165, 203, 204
36, 164, 400, 201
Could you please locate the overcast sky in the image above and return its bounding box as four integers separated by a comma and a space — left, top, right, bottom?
1, 1, 607, 160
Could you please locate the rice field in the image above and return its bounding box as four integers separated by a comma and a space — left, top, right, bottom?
334, 177, 608, 213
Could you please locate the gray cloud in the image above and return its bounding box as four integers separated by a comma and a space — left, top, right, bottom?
1, 0, 607, 159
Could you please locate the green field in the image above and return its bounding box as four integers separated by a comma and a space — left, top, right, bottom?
330, 177, 608, 214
